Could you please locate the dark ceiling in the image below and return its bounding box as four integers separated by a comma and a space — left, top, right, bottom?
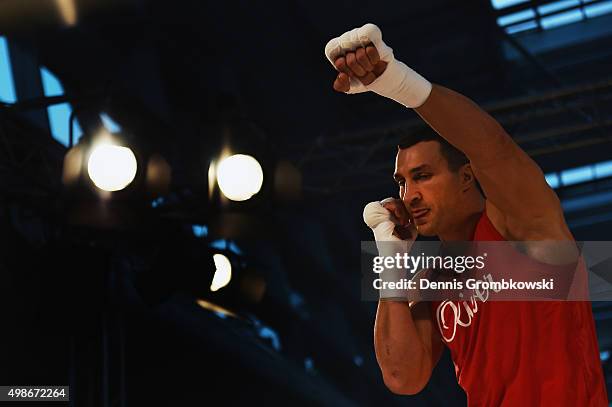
5, 0, 608, 198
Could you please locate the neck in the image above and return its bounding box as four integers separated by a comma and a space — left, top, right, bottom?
438, 195, 485, 242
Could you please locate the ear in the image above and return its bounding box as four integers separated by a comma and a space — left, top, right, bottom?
460, 164, 475, 192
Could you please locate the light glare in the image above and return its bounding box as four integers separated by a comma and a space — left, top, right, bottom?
211, 254, 232, 292
216, 154, 263, 201
87, 144, 137, 192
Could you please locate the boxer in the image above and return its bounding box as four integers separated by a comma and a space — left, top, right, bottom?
326, 24, 608, 405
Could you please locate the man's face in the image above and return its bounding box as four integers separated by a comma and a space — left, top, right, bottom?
394, 141, 465, 237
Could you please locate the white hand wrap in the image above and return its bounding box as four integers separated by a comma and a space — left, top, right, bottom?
324, 23, 432, 108
363, 199, 411, 300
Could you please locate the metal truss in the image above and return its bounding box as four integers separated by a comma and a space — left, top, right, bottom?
290, 78, 612, 195
0, 111, 64, 203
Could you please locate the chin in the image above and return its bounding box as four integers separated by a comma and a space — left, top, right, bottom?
417, 223, 437, 237
418, 229, 437, 237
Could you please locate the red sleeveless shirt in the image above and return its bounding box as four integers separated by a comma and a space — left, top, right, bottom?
430, 210, 608, 406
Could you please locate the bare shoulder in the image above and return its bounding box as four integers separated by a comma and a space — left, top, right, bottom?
485, 200, 579, 264
486, 199, 572, 240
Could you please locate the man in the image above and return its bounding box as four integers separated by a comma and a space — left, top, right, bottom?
325, 23, 608, 405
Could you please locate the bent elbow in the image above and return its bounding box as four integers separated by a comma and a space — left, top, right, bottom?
382, 372, 428, 395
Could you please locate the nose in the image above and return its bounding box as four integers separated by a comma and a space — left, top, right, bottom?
402, 185, 422, 206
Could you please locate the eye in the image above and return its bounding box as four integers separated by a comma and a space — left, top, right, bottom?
396, 179, 405, 187
413, 173, 431, 181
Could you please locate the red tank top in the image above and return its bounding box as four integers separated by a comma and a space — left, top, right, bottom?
430, 210, 608, 406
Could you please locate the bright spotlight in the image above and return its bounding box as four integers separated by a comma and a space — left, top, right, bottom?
211, 254, 232, 292
87, 144, 137, 192
216, 154, 263, 201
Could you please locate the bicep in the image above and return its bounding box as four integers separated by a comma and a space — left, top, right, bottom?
471, 133, 562, 225
410, 301, 444, 372
416, 86, 561, 222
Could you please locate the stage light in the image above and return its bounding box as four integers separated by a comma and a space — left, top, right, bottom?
87, 143, 137, 192
210, 253, 232, 292
216, 154, 263, 201
55, 0, 78, 27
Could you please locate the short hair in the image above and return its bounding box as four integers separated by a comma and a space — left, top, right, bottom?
398, 131, 484, 195
398, 132, 468, 172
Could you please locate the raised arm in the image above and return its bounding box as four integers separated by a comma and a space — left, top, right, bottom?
325, 23, 570, 240
414, 85, 567, 239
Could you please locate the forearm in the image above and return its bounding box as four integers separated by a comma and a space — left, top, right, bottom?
324, 24, 512, 163
414, 84, 513, 164
374, 300, 428, 394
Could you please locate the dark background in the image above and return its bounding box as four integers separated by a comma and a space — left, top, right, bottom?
1, 0, 612, 405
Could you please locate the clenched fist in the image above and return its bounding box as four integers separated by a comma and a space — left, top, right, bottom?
332, 45, 388, 92
324, 23, 432, 108
380, 197, 418, 241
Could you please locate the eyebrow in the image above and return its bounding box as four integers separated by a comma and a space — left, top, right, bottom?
394, 165, 431, 181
